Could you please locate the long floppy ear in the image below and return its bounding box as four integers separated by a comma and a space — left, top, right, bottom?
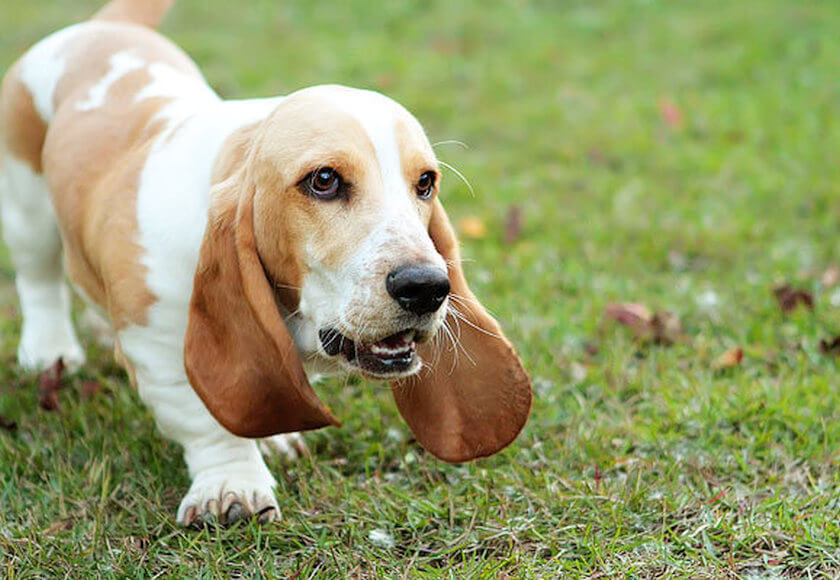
184, 176, 339, 438
391, 199, 532, 462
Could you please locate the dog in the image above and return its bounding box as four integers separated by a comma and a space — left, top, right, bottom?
0, 0, 531, 525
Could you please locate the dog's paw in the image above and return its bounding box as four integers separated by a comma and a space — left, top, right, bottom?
177, 466, 279, 527
258, 432, 308, 461
18, 332, 85, 372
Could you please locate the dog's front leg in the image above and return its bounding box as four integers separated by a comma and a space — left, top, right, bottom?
137, 380, 281, 526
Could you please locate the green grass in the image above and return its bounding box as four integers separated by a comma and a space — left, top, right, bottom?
2, 0, 840, 576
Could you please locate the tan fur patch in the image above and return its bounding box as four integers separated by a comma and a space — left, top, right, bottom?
0, 63, 47, 173
37, 23, 206, 328
396, 118, 439, 223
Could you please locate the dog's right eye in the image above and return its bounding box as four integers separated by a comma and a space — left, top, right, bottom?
302, 167, 342, 200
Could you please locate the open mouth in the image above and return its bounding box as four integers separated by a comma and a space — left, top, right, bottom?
318, 328, 418, 377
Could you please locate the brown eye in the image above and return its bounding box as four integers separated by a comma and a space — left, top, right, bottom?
416, 171, 435, 199
306, 167, 341, 199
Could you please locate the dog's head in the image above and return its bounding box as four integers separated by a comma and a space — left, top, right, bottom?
185, 86, 531, 462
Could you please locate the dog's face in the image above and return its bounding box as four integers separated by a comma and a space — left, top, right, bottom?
186, 84, 531, 458
250, 85, 449, 379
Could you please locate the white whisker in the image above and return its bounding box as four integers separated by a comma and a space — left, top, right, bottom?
438, 160, 475, 197
432, 140, 469, 150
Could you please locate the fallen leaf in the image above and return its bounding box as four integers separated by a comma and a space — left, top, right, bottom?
650, 311, 682, 345
44, 519, 73, 535
822, 265, 840, 288
81, 380, 102, 398
819, 336, 840, 356
773, 284, 814, 314
38, 358, 65, 411
587, 148, 605, 165
0, 414, 17, 431
457, 216, 486, 239
504, 206, 523, 245
604, 303, 682, 345
604, 302, 652, 328
429, 37, 460, 56
659, 98, 683, 129
712, 347, 744, 371
126, 536, 151, 551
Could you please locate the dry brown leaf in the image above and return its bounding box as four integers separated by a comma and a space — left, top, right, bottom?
604, 302, 652, 328
712, 347, 744, 371
819, 336, 840, 356
126, 536, 151, 551
587, 148, 605, 165
0, 414, 17, 432
504, 206, 523, 245
822, 265, 840, 288
457, 216, 487, 239
773, 284, 814, 314
44, 519, 72, 535
604, 303, 682, 345
38, 358, 65, 411
81, 380, 102, 398
659, 98, 683, 129
650, 311, 682, 345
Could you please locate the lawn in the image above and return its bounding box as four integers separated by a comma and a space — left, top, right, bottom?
2, 0, 840, 577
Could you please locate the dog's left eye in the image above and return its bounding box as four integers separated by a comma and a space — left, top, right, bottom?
416, 171, 436, 199
302, 167, 342, 200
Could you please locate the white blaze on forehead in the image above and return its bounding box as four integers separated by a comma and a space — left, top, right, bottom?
299, 86, 442, 264
76, 50, 146, 111
305, 86, 413, 203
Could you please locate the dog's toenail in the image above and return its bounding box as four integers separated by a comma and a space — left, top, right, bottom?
257, 506, 277, 523
226, 502, 247, 524
183, 506, 197, 526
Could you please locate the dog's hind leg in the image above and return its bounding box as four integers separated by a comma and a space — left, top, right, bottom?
0, 155, 85, 371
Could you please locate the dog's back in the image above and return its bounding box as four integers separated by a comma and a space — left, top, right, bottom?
0, 0, 179, 173
0, 0, 211, 366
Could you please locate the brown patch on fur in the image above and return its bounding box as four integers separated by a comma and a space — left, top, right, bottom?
0, 63, 47, 173
395, 119, 440, 224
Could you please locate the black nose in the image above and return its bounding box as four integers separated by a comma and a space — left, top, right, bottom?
386, 264, 450, 315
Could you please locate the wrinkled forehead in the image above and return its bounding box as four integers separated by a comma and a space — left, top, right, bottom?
256, 85, 437, 184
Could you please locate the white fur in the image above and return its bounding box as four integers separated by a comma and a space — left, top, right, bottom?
0, 157, 84, 370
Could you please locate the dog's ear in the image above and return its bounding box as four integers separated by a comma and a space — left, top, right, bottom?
390, 198, 532, 463
184, 175, 339, 438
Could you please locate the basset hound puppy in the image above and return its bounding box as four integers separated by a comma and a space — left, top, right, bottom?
0, 0, 531, 525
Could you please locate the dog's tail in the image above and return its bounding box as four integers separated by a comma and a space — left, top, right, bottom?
92, 0, 174, 29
